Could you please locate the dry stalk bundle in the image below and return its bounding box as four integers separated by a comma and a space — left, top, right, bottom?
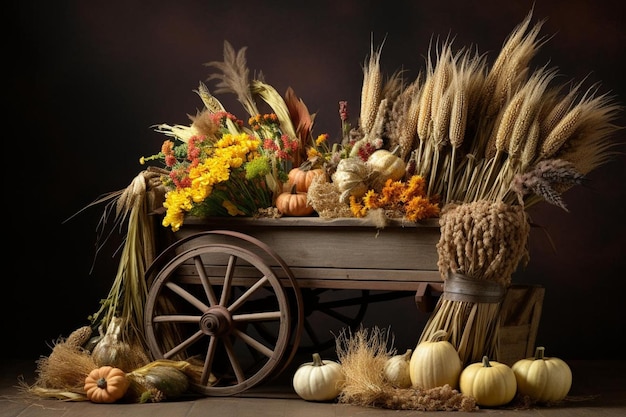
367, 9, 622, 211
21, 327, 97, 401
419, 200, 530, 365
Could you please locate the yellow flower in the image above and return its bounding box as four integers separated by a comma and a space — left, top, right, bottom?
362, 190, 380, 209
349, 195, 368, 218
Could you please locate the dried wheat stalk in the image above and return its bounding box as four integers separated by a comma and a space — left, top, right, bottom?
360, 40, 385, 136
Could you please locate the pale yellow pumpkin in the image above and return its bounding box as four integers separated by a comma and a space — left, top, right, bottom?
459, 356, 517, 407
292, 352, 344, 401
512, 346, 572, 403
367, 147, 406, 188
383, 348, 412, 388
409, 330, 462, 389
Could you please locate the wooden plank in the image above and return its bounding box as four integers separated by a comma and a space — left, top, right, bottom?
174, 218, 440, 271
171, 263, 441, 281
181, 216, 440, 228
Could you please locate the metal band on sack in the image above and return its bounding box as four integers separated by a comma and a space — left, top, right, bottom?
442, 272, 506, 303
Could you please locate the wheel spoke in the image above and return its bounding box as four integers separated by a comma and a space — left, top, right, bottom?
195, 256, 218, 306
200, 336, 219, 385
165, 281, 209, 312
163, 329, 204, 359
232, 311, 282, 322
317, 306, 355, 325
223, 337, 246, 383
303, 319, 322, 346
228, 275, 269, 313
232, 327, 274, 358
153, 314, 200, 323
219, 254, 236, 306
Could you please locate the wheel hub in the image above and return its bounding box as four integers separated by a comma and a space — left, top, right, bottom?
200, 305, 233, 337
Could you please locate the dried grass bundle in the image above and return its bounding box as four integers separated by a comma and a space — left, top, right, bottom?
64, 167, 170, 363
335, 326, 477, 411
335, 325, 392, 405
21, 333, 97, 401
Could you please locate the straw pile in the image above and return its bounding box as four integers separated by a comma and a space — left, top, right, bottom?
335, 326, 477, 411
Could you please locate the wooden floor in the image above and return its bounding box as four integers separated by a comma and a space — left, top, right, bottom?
1, 358, 624, 417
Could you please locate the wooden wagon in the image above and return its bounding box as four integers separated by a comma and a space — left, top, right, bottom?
142, 216, 543, 396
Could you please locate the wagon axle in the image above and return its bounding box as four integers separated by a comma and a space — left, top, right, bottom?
201, 306, 232, 337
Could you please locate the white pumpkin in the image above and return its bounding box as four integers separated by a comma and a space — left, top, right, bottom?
292, 353, 344, 401
383, 348, 413, 388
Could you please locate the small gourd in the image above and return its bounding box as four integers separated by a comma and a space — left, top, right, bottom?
292, 352, 344, 401
142, 365, 189, 399
91, 317, 149, 372
366, 147, 406, 189
288, 162, 325, 192
84, 366, 130, 403
459, 356, 517, 407
276, 184, 314, 216
331, 157, 370, 203
409, 330, 462, 389
511, 346, 572, 403
383, 348, 412, 388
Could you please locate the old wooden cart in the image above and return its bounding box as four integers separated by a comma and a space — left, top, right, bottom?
142, 216, 543, 396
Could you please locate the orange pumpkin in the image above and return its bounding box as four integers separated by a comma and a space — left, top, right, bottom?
276, 185, 314, 216
288, 165, 325, 192
84, 366, 130, 403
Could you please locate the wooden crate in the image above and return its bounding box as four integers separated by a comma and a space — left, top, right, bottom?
497, 284, 545, 366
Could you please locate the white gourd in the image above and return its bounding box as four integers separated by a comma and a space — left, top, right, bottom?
331, 157, 370, 203
383, 348, 413, 388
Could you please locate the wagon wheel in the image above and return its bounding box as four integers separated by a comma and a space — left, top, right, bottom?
144, 242, 299, 396
145, 230, 304, 378
297, 288, 370, 353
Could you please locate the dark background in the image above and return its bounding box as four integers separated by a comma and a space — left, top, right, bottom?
8, 0, 625, 363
